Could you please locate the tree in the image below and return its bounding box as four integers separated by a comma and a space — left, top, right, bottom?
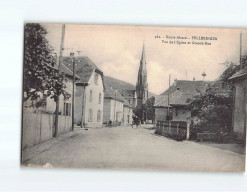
145, 96, 155, 122
134, 96, 155, 123
188, 87, 233, 133
187, 57, 247, 134
23, 23, 70, 106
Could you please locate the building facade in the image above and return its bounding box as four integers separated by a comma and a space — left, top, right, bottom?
104, 76, 137, 108
103, 86, 134, 126
229, 67, 247, 141
62, 56, 104, 128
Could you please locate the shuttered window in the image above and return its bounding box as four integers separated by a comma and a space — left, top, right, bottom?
97, 110, 101, 122
88, 109, 93, 122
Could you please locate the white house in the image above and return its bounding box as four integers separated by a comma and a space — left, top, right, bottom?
62, 56, 104, 128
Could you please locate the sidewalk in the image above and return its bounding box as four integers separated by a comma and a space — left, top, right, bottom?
21, 128, 84, 166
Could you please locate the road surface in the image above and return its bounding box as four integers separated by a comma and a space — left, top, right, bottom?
22, 126, 245, 172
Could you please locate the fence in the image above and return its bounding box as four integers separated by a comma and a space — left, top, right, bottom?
22, 112, 72, 149
155, 120, 189, 140
22, 112, 54, 149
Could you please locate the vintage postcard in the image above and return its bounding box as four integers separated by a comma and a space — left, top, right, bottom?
21, 23, 247, 172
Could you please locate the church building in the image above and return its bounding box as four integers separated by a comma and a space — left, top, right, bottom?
136, 43, 149, 107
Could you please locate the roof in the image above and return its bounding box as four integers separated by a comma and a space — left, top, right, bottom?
155, 80, 211, 107
104, 75, 156, 98
160, 80, 212, 96
60, 64, 80, 80
104, 84, 126, 102
120, 90, 136, 98
104, 76, 135, 91
61, 56, 103, 83
155, 91, 189, 107
228, 66, 247, 81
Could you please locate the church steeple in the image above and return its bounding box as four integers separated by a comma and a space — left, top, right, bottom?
136, 42, 148, 106
139, 42, 147, 76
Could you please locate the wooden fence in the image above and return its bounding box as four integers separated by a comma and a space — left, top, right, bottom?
22, 112, 72, 149
155, 121, 189, 140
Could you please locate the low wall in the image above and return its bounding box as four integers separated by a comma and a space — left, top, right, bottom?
22, 112, 54, 149
58, 115, 72, 135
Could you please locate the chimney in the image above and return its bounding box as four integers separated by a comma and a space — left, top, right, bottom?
193, 77, 196, 81
174, 79, 177, 86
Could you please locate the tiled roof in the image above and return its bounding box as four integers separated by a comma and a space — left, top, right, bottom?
156, 80, 211, 107
160, 80, 211, 96
228, 67, 247, 81
60, 64, 80, 80
62, 56, 103, 83
104, 84, 126, 102
120, 90, 136, 98
104, 75, 156, 98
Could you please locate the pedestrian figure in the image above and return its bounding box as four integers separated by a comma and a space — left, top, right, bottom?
132, 115, 141, 128
107, 120, 112, 127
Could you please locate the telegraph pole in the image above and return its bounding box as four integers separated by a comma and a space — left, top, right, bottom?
167, 74, 171, 134
54, 24, 65, 137
70, 52, 75, 131
240, 32, 242, 69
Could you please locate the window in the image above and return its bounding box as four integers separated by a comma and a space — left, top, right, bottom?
89, 90, 93, 102
99, 93, 101, 104
94, 73, 98, 84
63, 103, 71, 116
97, 110, 101, 122
88, 109, 93, 122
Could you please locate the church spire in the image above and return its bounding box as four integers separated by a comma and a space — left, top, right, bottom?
138, 42, 147, 75
136, 42, 148, 106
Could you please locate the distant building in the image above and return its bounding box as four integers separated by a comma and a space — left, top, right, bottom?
136, 43, 148, 107
154, 80, 211, 123
62, 56, 104, 128
123, 100, 134, 125
103, 85, 134, 126
229, 67, 247, 141
104, 76, 137, 107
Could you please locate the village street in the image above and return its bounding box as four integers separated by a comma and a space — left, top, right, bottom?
22, 126, 245, 172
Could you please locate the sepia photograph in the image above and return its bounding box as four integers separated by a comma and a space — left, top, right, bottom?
21, 23, 247, 172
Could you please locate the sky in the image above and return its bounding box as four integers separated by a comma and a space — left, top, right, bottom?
43, 24, 247, 95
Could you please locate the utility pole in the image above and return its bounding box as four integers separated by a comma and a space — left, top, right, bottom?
114, 90, 117, 125
167, 74, 171, 134
240, 32, 242, 69
54, 24, 65, 137
70, 52, 75, 131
